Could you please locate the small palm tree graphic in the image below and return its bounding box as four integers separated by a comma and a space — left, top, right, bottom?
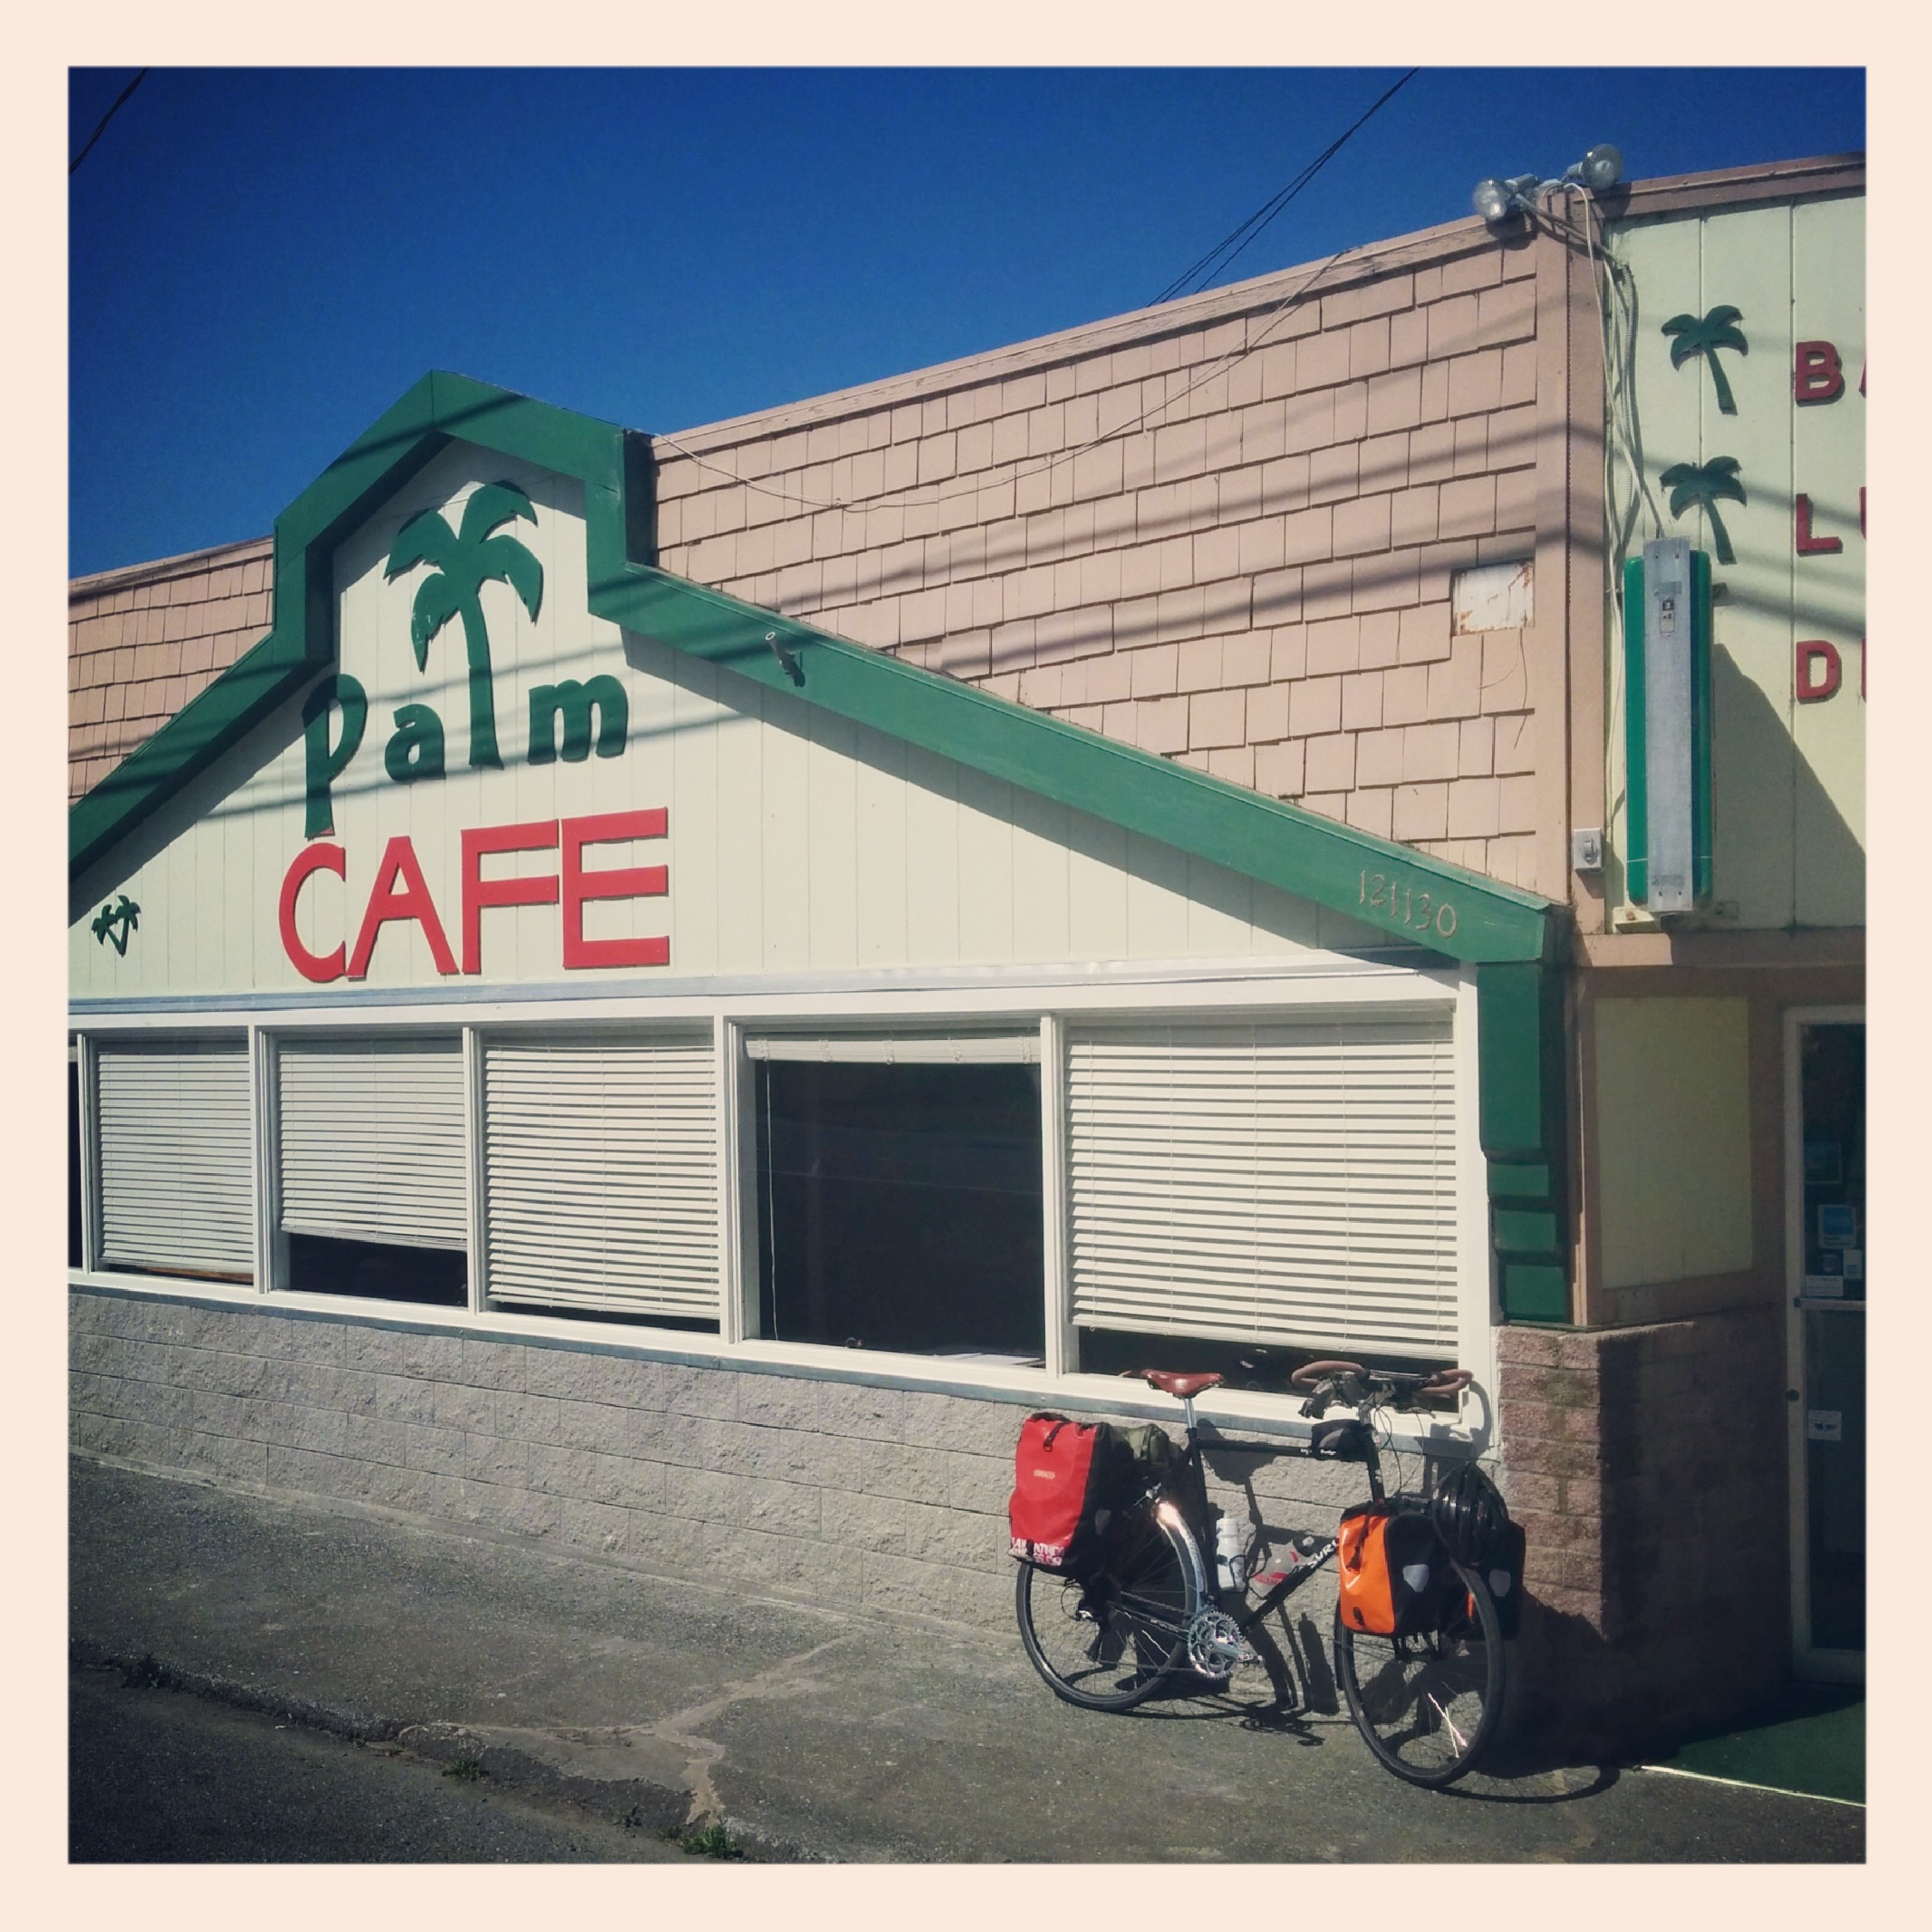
90, 895, 140, 956
1660, 456, 1746, 566
1661, 306, 1748, 415
384, 481, 545, 768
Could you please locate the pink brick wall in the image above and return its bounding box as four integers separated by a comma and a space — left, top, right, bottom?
652, 228, 1558, 893
1496, 1311, 1788, 1753
69, 538, 273, 804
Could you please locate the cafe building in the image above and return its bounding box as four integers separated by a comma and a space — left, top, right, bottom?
69, 152, 1862, 1752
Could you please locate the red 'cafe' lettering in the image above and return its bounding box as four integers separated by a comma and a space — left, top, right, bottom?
278, 809, 669, 983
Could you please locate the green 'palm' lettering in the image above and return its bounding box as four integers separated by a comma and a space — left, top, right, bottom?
384, 481, 544, 768
1660, 306, 1747, 415
1660, 456, 1746, 566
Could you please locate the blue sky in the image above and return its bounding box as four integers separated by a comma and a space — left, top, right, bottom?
69, 66, 1864, 577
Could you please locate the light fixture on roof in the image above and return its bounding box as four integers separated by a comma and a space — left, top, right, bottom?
1472, 144, 1623, 225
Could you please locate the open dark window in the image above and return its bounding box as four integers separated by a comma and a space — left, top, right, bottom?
751, 1036, 1044, 1363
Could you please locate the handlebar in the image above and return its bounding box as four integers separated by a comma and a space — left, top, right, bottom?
1290, 1360, 1472, 1415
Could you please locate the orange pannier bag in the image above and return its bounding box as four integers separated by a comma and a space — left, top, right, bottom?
1336, 1501, 1451, 1637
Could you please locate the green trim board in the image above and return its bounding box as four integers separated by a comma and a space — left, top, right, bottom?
1477, 958, 1572, 1324
71, 373, 1557, 969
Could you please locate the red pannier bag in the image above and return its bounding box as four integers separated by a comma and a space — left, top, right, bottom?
1336, 1501, 1451, 1637
1008, 1412, 1132, 1573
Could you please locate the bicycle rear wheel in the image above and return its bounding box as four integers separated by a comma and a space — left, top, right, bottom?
1015, 1506, 1195, 1712
1334, 1558, 1504, 1787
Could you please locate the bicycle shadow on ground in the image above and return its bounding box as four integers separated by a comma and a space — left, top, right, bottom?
1115, 1615, 1623, 1806
1126, 1684, 1622, 1803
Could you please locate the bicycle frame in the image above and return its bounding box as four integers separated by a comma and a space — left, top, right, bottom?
1149, 1386, 1390, 1646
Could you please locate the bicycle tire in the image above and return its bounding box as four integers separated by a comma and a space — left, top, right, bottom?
1333, 1556, 1505, 1787
1015, 1505, 1196, 1712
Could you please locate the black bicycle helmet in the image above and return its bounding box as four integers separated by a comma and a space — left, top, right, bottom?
1430, 1459, 1510, 1568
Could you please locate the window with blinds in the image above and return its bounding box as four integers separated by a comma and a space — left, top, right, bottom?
1066, 1014, 1462, 1359
480, 1031, 719, 1324
95, 1036, 254, 1281
276, 1036, 468, 1250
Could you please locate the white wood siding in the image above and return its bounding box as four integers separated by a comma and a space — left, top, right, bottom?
70, 443, 1386, 1001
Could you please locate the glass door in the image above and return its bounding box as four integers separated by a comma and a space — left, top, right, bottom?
1787, 1012, 1865, 1678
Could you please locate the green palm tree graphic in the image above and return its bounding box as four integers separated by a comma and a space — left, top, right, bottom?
1660, 305, 1748, 415
383, 481, 545, 768
1660, 455, 1746, 566
90, 894, 140, 956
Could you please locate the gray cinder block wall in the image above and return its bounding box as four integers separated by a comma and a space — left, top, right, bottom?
70, 1287, 1372, 1643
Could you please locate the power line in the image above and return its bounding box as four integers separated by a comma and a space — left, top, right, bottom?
653, 234, 1354, 522
651, 72, 1421, 523
70, 69, 150, 177
1149, 69, 1420, 306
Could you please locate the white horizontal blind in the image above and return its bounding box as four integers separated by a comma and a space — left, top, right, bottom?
95, 1037, 254, 1279
481, 1032, 718, 1318
278, 1036, 467, 1250
745, 1034, 1040, 1064
1067, 1015, 1460, 1355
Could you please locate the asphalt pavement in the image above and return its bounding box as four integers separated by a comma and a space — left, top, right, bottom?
68, 1455, 1865, 1863
70, 1663, 696, 1862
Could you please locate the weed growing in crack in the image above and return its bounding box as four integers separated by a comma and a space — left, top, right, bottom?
442, 1755, 486, 1782
669, 1820, 743, 1860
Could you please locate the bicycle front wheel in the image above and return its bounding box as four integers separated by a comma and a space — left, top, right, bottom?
1015, 1506, 1195, 1712
1334, 1559, 1504, 1787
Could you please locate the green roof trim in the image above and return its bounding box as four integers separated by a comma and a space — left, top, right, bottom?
70, 372, 1559, 964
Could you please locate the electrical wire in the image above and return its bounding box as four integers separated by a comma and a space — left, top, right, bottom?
1534, 179, 1662, 897
1149, 69, 1420, 307
653, 235, 1359, 525
651, 76, 1421, 525
70, 70, 149, 177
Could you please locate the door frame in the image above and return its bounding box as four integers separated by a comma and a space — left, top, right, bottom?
1783, 1003, 1865, 1683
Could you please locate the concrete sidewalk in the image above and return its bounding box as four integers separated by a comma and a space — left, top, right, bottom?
68, 1455, 1863, 1863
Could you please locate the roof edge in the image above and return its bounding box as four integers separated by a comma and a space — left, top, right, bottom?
72, 374, 1561, 965
70, 533, 274, 602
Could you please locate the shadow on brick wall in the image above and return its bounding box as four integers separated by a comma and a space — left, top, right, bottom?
1498, 1305, 1791, 1761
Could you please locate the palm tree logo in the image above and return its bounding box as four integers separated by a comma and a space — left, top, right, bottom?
1660, 306, 1747, 415
90, 894, 140, 956
1660, 456, 1746, 566
384, 481, 544, 768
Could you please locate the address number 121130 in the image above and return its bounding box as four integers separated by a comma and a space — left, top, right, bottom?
1360, 869, 1458, 939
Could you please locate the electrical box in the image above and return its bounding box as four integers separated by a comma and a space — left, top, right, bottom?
1622, 538, 1712, 914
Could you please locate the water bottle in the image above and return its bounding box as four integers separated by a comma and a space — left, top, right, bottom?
1213, 1512, 1249, 1591
1250, 1531, 1324, 1592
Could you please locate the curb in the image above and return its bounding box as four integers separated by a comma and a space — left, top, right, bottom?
67, 1640, 817, 1862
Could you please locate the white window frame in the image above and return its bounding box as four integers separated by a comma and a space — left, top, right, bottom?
265, 1027, 470, 1288
68, 954, 1492, 1445
85, 1028, 256, 1286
